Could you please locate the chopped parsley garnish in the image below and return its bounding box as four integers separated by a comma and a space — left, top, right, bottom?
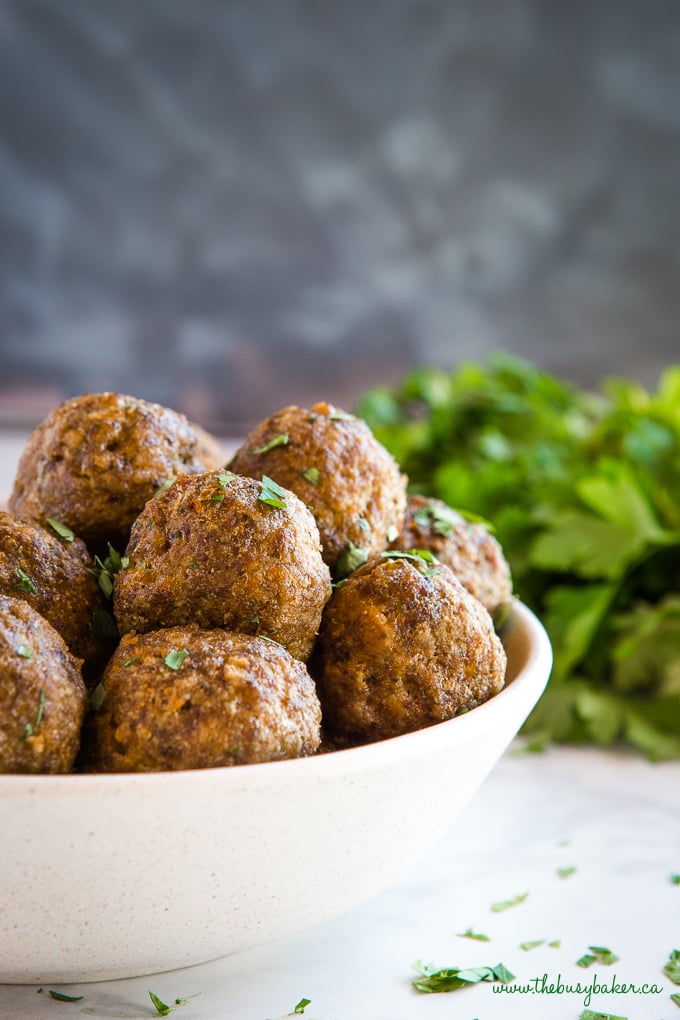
579, 1011, 628, 1020
412, 501, 463, 537
164, 649, 189, 671
148, 991, 187, 1016
302, 466, 320, 485
90, 608, 120, 639
336, 541, 368, 578
664, 949, 680, 984
328, 409, 354, 421
671, 991, 680, 1007
24, 688, 46, 739
91, 543, 129, 599
208, 472, 237, 501
121, 656, 139, 668
250, 433, 289, 455
577, 946, 619, 967
16, 645, 33, 659
380, 548, 439, 567
89, 682, 107, 711
557, 866, 577, 879
259, 475, 288, 509
357, 517, 370, 532
411, 959, 515, 993
258, 635, 285, 648
548, 940, 561, 948
15, 566, 38, 596
490, 891, 529, 912
292, 999, 311, 1015
386, 525, 399, 542
671, 874, 680, 885
154, 478, 175, 496
45, 518, 75, 542
457, 928, 491, 941
48, 990, 84, 1002
519, 940, 545, 951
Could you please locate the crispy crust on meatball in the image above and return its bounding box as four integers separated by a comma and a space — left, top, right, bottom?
114, 471, 332, 661
81, 626, 322, 772
227, 403, 407, 572
390, 495, 513, 616
315, 555, 507, 742
0, 511, 109, 678
0, 595, 86, 773
9, 392, 223, 551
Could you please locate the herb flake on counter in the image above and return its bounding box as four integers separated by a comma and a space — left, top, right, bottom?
671, 991, 680, 1007
47, 990, 84, 1002
16, 645, 33, 659
577, 946, 619, 968
412, 959, 515, 994
557, 866, 577, 879
664, 949, 680, 984
671, 874, 680, 884
579, 1011, 628, 1020
250, 434, 290, 455
259, 476, 288, 509
302, 466, 320, 485
15, 566, 38, 596
164, 648, 189, 671
292, 999, 311, 1015
457, 927, 491, 941
45, 518, 75, 542
491, 891, 529, 912
519, 939, 545, 951
148, 990, 187, 1016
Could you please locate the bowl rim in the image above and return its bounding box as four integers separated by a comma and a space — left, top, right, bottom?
0, 600, 552, 791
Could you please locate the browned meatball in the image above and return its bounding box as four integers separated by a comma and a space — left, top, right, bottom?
227, 403, 407, 573
81, 626, 322, 772
315, 553, 507, 743
9, 393, 223, 552
0, 595, 86, 773
390, 495, 513, 617
114, 471, 332, 661
0, 511, 111, 679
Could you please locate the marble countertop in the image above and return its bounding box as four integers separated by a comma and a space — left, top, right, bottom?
0, 746, 677, 1020
0, 434, 678, 1019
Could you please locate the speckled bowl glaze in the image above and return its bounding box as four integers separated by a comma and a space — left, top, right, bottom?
0, 601, 551, 983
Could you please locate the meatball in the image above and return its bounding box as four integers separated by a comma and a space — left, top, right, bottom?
227, 403, 407, 573
0, 595, 86, 773
390, 495, 513, 617
0, 511, 110, 679
315, 553, 507, 743
9, 392, 223, 552
114, 471, 332, 661
81, 626, 322, 772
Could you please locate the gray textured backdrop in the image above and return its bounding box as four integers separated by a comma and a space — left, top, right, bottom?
0, 0, 679, 432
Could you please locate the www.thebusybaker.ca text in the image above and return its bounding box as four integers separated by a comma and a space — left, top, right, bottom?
492, 972, 663, 1007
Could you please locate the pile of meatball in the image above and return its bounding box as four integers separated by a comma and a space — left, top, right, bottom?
0, 393, 512, 774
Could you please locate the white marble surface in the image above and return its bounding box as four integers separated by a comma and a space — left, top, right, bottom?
1, 436, 678, 1019
0, 746, 678, 1020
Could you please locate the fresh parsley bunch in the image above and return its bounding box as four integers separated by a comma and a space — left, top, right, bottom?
357, 353, 680, 760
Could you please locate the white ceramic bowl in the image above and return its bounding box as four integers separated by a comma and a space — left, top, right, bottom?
0, 600, 551, 984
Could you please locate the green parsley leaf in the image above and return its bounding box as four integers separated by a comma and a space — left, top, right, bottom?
579, 1011, 628, 1020
328, 409, 354, 420
24, 688, 46, 740
302, 466, 320, 485
671, 874, 680, 884
491, 891, 529, 912
292, 999, 311, 1015
250, 433, 290, 455
457, 928, 491, 941
259, 475, 288, 509
90, 608, 120, 640
91, 544, 129, 600
154, 478, 175, 496
664, 949, 680, 984
548, 940, 561, 948
89, 682, 107, 712
380, 548, 439, 566
519, 940, 545, 951
15, 566, 38, 596
336, 541, 368, 578
45, 518, 75, 542
577, 953, 597, 968
47, 990, 84, 1002
16, 645, 33, 659
577, 946, 619, 968
164, 649, 189, 671
411, 959, 514, 993
412, 501, 463, 537
671, 991, 680, 1007
148, 991, 172, 1016
557, 866, 577, 879
121, 656, 139, 668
